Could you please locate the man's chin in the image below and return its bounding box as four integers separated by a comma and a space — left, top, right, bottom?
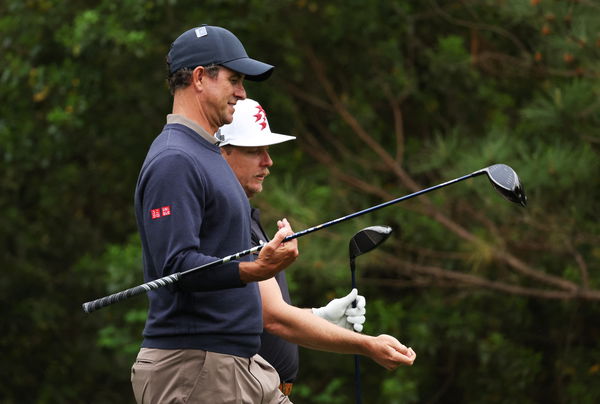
252, 184, 263, 195
244, 185, 262, 199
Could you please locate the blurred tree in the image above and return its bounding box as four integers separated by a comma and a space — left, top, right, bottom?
0, 0, 168, 401
1, 0, 599, 403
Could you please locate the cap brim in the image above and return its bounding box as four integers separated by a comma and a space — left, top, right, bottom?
222, 57, 274, 81
221, 133, 296, 147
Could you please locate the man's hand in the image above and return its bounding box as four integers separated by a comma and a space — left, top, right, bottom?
312, 288, 367, 332
365, 334, 416, 370
239, 218, 298, 283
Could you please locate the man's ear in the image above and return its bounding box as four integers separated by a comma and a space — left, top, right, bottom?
192, 66, 204, 90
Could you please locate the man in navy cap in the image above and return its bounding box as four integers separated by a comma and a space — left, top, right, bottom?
131, 26, 299, 404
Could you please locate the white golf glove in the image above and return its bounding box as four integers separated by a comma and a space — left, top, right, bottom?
312, 288, 366, 332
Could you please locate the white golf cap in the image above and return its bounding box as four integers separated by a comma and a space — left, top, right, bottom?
219, 98, 296, 147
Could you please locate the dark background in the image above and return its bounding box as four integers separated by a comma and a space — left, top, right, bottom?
1, 0, 599, 403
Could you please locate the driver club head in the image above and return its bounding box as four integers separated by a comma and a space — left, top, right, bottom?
482, 164, 527, 207
349, 225, 393, 260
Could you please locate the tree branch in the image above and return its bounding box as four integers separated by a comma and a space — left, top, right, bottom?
371, 256, 600, 300
297, 43, 588, 297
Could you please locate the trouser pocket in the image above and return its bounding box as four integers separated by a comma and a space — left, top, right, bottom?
130, 348, 208, 404
131, 351, 155, 404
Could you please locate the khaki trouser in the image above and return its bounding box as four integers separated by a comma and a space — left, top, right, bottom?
131, 348, 292, 404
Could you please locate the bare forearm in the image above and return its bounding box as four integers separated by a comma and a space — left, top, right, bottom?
259, 278, 416, 369
265, 305, 371, 355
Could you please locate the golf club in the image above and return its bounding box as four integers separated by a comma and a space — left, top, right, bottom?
349, 225, 393, 404
82, 163, 526, 313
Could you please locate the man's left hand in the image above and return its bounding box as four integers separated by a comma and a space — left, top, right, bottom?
312, 288, 366, 332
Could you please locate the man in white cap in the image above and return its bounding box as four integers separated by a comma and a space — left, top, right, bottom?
131, 26, 298, 404
220, 98, 417, 398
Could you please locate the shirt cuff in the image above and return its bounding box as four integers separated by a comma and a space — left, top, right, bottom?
177, 261, 245, 292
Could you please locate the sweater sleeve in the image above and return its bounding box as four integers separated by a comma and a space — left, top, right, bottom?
138, 150, 244, 291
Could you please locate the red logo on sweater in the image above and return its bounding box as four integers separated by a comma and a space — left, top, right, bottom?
151, 206, 171, 219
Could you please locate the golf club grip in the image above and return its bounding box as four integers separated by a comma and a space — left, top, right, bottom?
82, 273, 181, 313
82, 245, 265, 313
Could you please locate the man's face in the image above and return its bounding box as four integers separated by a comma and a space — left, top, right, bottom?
200, 67, 246, 131
222, 146, 273, 198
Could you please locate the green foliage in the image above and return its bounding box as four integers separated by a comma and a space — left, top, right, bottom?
2, 0, 599, 403
381, 374, 419, 404
293, 377, 347, 404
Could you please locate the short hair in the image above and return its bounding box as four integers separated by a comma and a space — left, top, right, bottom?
220, 144, 235, 155
166, 64, 222, 95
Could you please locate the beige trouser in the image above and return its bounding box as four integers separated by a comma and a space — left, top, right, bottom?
131, 348, 292, 404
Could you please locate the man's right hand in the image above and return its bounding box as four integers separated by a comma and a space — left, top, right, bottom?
365, 334, 416, 370
239, 218, 299, 283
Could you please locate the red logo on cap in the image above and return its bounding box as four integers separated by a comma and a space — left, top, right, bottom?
253, 106, 267, 130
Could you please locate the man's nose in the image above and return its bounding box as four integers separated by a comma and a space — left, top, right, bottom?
235, 83, 246, 100
261, 151, 273, 166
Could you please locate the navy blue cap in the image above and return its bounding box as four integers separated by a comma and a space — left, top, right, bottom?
167, 25, 274, 81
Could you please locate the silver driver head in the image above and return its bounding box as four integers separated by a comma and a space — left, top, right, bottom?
482, 164, 527, 207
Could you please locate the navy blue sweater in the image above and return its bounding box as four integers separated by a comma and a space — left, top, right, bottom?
135, 122, 262, 357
